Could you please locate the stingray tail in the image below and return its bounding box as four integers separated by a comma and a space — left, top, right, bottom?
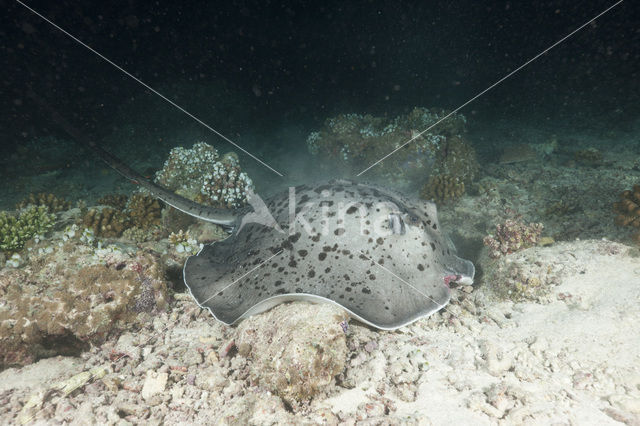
28, 90, 239, 227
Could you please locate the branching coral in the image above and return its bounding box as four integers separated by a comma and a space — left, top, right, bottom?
613, 184, 640, 243
82, 207, 129, 238
16, 193, 71, 213
420, 174, 465, 204
0, 205, 56, 253
126, 193, 163, 229
483, 217, 544, 258
97, 194, 129, 210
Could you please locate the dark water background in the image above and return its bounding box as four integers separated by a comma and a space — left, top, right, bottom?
0, 0, 638, 198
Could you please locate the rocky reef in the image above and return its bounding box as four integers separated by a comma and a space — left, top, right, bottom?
0, 242, 168, 369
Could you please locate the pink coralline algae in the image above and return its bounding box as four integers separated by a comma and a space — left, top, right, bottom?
483, 218, 544, 259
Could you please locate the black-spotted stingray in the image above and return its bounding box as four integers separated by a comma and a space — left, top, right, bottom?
184, 180, 475, 330
36, 100, 475, 330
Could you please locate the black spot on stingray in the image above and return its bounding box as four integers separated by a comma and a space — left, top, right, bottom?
298, 249, 308, 257
447, 249, 450, 255
417, 264, 424, 271
308, 270, 316, 278
342, 249, 351, 255
430, 242, 436, 251
376, 237, 384, 245
323, 245, 332, 252
288, 259, 297, 267
275, 288, 287, 294
339, 294, 344, 299
278, 266, 285, 272
274, 280, 283, 287
378, 258, 384, 265
337, 219, 343, 224
271, 262, 278, 268
311, 234, 321, 242
348, 297, 354, 302
346, 206, 358, 214
345, 287, 352, 292
299, 194, 310, 203
432, 223, 437, 230
324, 267, 331, 273
359, 253, 367, 260
369, 274, 376, 280
288, 232, 301, 243
295, 287, 304, 293
200, 276, 206, 280
343, 274, 351, 281
334, 228, 345, 236
318, 252, 327, 261
362, 287, 372, 294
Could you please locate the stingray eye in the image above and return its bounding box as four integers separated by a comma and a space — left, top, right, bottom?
388, 213, 405, 235
407, 214, 420, 225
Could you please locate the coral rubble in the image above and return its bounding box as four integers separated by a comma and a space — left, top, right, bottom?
613, 184, 640, 243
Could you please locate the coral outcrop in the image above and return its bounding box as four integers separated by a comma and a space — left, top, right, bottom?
16, 193, 71, 213
234, 302, 349, 407
0, 205, 56, 253
613, 184, 640, 243
420, 174, 465, 204
306, 107, 477, 186
483, 216, 544, 259
0, 247, 168, 368
198, 157, 253, 209
154, 141, 253, 208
